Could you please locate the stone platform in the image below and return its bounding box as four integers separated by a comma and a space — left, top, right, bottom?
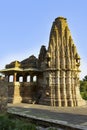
8, 103, 87, 130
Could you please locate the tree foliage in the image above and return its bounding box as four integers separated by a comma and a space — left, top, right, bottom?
80, 75, 87, 100
83, 75, 87, 81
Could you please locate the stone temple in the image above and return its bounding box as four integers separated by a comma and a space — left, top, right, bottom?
0, 17, 86, 107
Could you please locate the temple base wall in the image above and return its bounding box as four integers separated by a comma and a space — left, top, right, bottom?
8, 82, 42, 104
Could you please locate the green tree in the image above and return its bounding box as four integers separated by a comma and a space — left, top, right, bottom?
80, 75, 87, 100
83, 75, 87, 81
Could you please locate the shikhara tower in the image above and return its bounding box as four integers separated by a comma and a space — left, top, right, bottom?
0, 17, 86, 106
40, 17, 85, 106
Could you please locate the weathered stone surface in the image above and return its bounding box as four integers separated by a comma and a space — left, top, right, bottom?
21, 55, 38, 69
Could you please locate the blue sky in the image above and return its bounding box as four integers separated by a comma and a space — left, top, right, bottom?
0, 0, 87, 79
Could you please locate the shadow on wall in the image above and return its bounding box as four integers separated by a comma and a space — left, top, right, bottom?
20, 83, 43, 104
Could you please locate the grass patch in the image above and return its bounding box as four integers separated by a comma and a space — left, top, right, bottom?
0, 113, 37, 130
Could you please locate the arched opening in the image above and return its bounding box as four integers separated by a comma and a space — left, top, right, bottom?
27, 75, 30, 82
19, 76, 23, 82
33, 76, 37, 82
9, 75, 13, 82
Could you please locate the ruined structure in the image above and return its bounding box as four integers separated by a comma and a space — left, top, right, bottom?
0, 76, 8, 111
0, 17, 86, 106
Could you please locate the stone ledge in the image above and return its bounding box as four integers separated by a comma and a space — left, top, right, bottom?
7, 110, 87, 130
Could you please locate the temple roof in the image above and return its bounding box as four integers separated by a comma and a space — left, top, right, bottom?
21, 55, 38, 69
6, 61, 21, 68
0, 54, 42, 75
0, 67, 41, 75
0, 67, 23, 75
0, 67, 40, 72
24, 68, 41, 72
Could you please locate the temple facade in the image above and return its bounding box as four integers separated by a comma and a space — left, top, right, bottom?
0, 17, 86, 106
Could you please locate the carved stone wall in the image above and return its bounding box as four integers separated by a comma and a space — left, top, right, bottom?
7, 82, 42, 104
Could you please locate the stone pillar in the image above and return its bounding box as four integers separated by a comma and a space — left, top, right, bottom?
13, 72, 17, 82
50, 72, 56, 106
50, 73, 54, 106
60, 71, 67, 106
71, 71, 77, 106
23, 75, 27, 82
60, 42, 67, 106
57, 71, 61, 106
30, 76, 33, 82
66, 71, 74, 106
13, 82, 22, 104
7, 75, 10, 82
65, 41, 73, 106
